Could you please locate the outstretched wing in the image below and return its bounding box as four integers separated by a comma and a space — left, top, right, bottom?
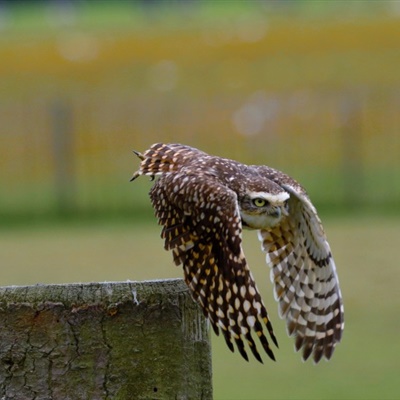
256, 168, 344, 363
151, 170, 278, 362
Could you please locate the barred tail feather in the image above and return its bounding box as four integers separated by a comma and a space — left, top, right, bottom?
131, 143, 202, 180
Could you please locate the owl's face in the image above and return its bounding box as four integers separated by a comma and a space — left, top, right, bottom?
239, 190, 290, 229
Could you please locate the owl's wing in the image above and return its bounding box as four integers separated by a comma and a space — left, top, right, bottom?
257, 178, 344, 363
150, 172, 278, 363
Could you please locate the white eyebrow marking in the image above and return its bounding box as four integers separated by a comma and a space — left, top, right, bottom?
246, 190, 289, 203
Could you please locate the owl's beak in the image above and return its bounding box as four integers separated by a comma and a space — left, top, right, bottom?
269, 206, 281, 218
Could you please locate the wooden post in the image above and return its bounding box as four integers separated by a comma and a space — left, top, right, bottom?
0, 279, 212, 400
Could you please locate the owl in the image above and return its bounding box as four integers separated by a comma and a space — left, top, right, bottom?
131, 143, 344, 363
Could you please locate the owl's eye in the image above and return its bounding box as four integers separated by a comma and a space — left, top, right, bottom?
252, 198, 268, 207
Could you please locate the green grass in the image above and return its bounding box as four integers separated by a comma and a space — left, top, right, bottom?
1, 216, 399, 399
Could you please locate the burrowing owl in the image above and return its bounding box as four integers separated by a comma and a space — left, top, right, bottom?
131, 143, 344, 363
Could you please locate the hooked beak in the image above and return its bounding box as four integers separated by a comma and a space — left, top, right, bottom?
269, 206, 281, 218
270, 205, 289, 218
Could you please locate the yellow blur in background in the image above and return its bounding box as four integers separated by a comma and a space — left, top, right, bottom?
0, 2, 400, 399
1, 1, 399, 218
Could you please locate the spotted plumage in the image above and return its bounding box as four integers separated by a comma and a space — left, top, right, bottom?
131, 143, 344, 363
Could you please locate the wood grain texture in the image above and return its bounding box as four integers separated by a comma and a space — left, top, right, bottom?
0, 279, 212, 400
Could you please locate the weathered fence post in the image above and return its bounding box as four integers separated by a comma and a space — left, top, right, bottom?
0, 279, 212, 400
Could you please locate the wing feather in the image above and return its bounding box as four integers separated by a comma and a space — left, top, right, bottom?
151, 171, 277, 362
258, 179, 344, 363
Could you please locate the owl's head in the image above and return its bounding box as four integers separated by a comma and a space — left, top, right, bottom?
239, 189, 290, 229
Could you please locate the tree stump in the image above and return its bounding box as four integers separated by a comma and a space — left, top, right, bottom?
0, 279, 212, 400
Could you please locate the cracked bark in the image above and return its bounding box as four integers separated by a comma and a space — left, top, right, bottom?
0, 279, 212, 400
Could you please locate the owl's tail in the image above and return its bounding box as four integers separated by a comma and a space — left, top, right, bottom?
130, 143, 197, 181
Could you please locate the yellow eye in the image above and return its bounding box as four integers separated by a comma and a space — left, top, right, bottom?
253, 198, 267, 207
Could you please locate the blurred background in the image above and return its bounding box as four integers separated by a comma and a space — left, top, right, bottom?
1, 1, 399, 399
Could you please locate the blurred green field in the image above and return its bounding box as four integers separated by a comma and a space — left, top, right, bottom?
2, 216, 399, 399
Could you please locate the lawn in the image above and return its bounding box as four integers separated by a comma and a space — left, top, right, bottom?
1, 216, 399, 399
